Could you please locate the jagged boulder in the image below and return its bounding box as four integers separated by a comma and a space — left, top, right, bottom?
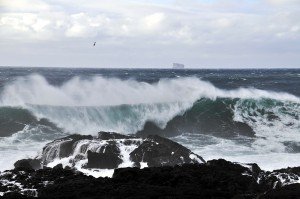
260, 183, 300, 199
20, 132, 204, 171
14, 159, 41, 170
98, 131, 136, 140
130, 135, 205, 167
2, 158, 300, 198
259, 166, 300, 189
38, 132, 142, 170
86, 142, 122, 169
274, 166, 300, 175
41, 134, 93, 165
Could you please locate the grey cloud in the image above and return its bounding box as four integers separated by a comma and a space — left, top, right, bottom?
0, 0, 299, 68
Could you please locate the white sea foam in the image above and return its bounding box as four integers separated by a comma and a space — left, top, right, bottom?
173, 134, 300, 171
0, 128, 50, 171
231, 99, 300, 161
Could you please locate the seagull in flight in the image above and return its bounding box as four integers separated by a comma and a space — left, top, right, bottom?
93, 42, 96, 46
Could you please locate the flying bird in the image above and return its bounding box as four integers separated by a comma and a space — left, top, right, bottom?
93, 42, 96, 46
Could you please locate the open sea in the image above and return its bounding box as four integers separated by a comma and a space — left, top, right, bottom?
0, 67, 299, 171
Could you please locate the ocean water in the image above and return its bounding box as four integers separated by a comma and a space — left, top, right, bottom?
0, 67, 299, 171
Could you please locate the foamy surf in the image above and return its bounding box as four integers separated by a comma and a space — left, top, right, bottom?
0, 73, 299, 173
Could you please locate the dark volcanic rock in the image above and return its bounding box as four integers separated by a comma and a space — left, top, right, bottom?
14, 159, 41, 170
274, 166, 300, 175
113, 159, 261, 197
261, 183, 300, 199
98, 131, 136, 140
41, 134, 93, 165
36, 132, 204, 171
130, 134, 205, 167
259, 166, 300, 190
1, 159, 300, 199
86, 143, 122, 169
2, 192, 34, 199
8, 132, 300, 198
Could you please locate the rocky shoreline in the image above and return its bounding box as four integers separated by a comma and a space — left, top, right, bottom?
1, 132, 300, 198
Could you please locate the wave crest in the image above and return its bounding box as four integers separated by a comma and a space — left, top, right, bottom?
0, 74, 299, 135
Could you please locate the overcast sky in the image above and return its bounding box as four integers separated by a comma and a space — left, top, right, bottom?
0, 0, 299, 68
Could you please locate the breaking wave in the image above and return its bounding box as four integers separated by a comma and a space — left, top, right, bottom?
0, 74, 299, 137
0, 74, 299, 171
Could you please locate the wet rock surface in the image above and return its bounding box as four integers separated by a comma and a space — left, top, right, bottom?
0, 132, 299, 198
21, 132, 205, 171
130, 135, 205, 167
261, 183, 300, 199
0, 159, 299, 198
86, 145, 122, 169
41, 134, 93, 165
98, 131, 136, 140
14, 159, 42, 170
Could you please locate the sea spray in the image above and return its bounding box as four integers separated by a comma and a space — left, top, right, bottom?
0, 73, 299, 171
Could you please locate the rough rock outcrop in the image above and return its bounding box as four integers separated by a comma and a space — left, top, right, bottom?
14, 159, 41, 170
6, 132, 299, 198
258, 166, 300, 189
261, 183, 300, 199
130, 135, 205, 167
86, 144, 122, 169
98, 131, 136, 140
1, 159, 299, 198
41, 134, 93, 165
15, 132, 205, 171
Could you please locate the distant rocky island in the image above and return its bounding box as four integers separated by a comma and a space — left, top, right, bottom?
0, 132, 299, 198
172, 63, 185, 69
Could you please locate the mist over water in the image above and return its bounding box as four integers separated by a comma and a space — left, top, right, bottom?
0, 68, 299, 171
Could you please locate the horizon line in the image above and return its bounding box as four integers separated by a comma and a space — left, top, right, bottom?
1, 65, 300, 70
